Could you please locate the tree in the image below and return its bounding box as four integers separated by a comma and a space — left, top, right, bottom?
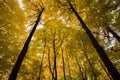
66, 50, 72, 80
61, 49, 66, 80
43, 19, 70, 80
106, 26, 120, 42
38, 36, 46, 80
67, 0, 120, 79
1, 0, 120, 79
0, 0, 26, 79
76, 32, 97, 80
8, 7, 44, 80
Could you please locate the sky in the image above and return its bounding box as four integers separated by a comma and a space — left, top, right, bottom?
17, 0, 44, 30
17, 0, 24, 10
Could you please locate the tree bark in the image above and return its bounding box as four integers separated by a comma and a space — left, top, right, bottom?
8, 7, 44, 80
106, 26, 120, 42
67, 0, 120, 80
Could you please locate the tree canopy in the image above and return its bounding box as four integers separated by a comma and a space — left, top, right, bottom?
0, 0, 120, 80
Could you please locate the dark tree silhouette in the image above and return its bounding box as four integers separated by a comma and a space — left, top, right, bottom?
67, 0, 120, 80
53, 31, 57, 80
8, 7, 44, 80
106, 26, 120, 42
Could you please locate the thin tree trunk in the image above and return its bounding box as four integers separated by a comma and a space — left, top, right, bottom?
38, 38, 46, 80
51, 30, 58, 80
47, 48, 54, 80
8, 7, 44, 80
83, 63, 87, 80
66, 50, 72, 80
83, 50, 97, 80
62, 49, 66, 80
79, 40, 97, 80
53, 54, 57, 80
53, 37, 57, 80
106, 26, 120, 42
67, 0, 120, 80
75, 56, 84, 80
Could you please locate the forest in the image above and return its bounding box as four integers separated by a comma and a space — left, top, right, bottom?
0, 0, 120, 80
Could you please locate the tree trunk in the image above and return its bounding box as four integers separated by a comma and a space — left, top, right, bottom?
48, 48, 54, 80
79, 40, 97, 80
53, 37, 57, 80
67, 0, 120, 80
66, 50, 72, 80
8, 7, 44, 80
75, 56, 84, 80
106, 26, 120, 42
62, 49, 66, 80
38, 38, 46, 80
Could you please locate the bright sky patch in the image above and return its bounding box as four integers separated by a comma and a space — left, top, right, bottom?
17, 0, 24, 10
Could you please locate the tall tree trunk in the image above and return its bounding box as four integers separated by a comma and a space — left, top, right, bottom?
53, 36, 57, 80
66, 50, 72, 80
106, 26, 120, 42
48, 48, 54, 80
53, 54, 57, 80
8, 8, 44, 80
67, 0, 120, 80
50, 30, 58, 80
75, 55, 84, 80
61, 49, 66, 80
38, 38, 46, 80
